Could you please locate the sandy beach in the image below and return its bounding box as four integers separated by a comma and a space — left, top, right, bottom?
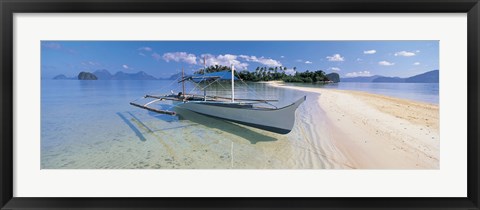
269, 81, 439, 169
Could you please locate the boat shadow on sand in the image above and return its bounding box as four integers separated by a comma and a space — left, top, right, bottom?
117, 111, 196, 142
171, 108, 279, 144
117, 109, 278, 144
117, 112, 147, 142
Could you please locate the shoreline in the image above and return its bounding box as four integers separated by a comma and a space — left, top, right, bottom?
269, 81, 439, 169
42, 80, 439, 169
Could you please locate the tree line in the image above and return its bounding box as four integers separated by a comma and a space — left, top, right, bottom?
194, 65, 339, 83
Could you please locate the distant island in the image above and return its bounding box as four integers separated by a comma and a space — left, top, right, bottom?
52, 68, 438, 84
53, 74, 74, 80
54, 69, 160, 80
341, 70, 438, 83
52, 67, 340, 83
78, 72, 98, 80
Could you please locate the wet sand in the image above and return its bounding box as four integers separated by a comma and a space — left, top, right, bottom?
269, 81, 439, 169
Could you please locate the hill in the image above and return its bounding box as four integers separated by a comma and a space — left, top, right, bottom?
53, 70, 158, 80
93, 69, 114, 80
341, 70, 438, 83
340, 75, 381, 82
53, 74, 75, 80
112, 71, 157, 80
405, 70, 439, 83
325, 73, 340, 83
168, 72, 185, 80
372, 77, 405, 83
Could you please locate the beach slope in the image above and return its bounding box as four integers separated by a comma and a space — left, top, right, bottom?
271, 82, 439, 169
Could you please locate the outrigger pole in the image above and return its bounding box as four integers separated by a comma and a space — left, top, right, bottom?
129, 101, 176, 116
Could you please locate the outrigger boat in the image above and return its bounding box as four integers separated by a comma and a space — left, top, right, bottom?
130, 64, 306, 134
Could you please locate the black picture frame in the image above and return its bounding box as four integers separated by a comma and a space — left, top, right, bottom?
1, 0, 479, 209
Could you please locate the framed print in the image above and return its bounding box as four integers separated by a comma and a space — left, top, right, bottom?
1, 0, 479, 209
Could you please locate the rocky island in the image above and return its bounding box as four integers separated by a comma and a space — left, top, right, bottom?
78, 72, 98, 80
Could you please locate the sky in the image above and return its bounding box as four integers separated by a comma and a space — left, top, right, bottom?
41, 41, 438, 79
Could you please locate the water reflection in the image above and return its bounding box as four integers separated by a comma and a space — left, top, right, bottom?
174, 107, 278, 144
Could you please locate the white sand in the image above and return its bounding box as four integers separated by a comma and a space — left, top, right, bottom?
269, 81, 439, 169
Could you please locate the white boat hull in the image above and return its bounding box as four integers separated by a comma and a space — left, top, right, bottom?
175, 96, 306, 134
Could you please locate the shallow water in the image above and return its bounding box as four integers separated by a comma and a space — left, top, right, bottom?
288, 82, 439, 104
41, 80, 349, 169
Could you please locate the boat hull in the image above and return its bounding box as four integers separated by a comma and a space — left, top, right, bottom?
175, 96, 306, 134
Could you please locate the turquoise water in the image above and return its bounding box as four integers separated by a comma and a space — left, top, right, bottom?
288, 82, 439, 104
41, 80, 316, 169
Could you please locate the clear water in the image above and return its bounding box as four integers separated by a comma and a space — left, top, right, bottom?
288, 82, 439, 104
41, 80, 439, 169
41, 80, 325, 169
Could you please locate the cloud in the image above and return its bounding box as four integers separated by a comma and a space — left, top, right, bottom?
378, 60, 395, 66
280, 56, 285, 58
81, 61, 100, 66
138, 47, 153, 56
413, 62, 421, 66
363, 50, 376, 54
305, 61, 312, 64
163, 52, 197, 65
284, 68, 296, 76
203, 54, 249, 70
122, 64, 129, 69
153, 51, 282, 70
345, 71, 371, 77
329, 67, 340, 71
152, 53, 162, 61
257, 57, 282, 66
42, 42, 77, 54
238, 55, 282, 67
394, 51, 416, 57
326, 54, 344, 62
416, 50, 420, 53
138, 47, 152, 52
356, 58, 363, 62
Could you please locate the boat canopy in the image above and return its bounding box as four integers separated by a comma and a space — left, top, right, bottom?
191, 71, 239, 83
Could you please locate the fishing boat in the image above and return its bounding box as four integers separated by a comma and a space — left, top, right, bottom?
130, 64, 306, 134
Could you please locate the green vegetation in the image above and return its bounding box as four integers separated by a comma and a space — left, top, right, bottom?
194, 65, 339, 83
326, 73, 340, 83
195, 65, 232, 75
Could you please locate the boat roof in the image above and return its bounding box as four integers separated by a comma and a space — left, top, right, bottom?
191, 71, 239, 82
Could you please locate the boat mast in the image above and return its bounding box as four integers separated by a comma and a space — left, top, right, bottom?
181, 66, 185, 100
203, 56, 206, 74
231, 64, 235, 102
203, 56, 207, 101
